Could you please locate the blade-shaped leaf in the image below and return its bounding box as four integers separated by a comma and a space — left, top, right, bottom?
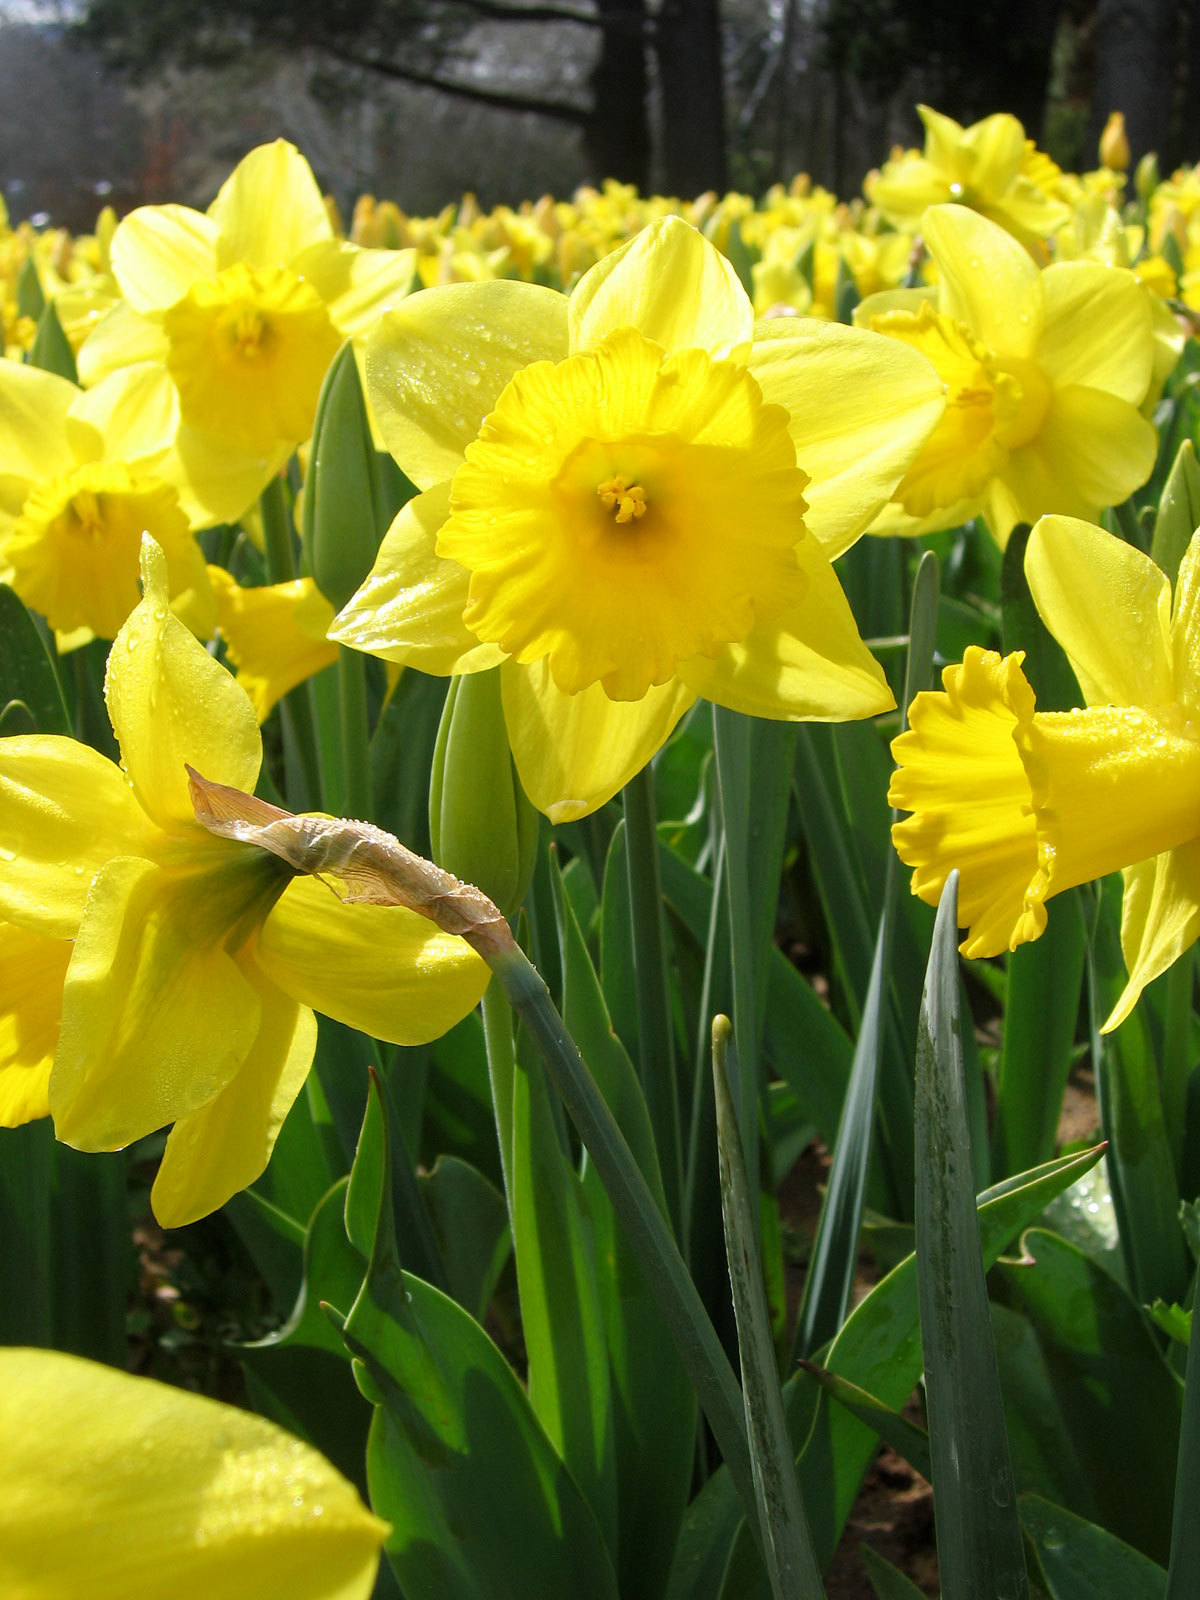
1021, 1494, 1166, 1600
713, 1016, 826, 1600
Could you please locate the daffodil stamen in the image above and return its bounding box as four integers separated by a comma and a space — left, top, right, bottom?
597, 475, 648, 523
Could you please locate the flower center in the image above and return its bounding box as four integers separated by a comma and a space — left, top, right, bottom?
869, 301, 1020, 516
163, 261, 341, 453
437, 326, 810, 701
991, 356, 1051, 451
597, 475, 648, 523
6, 462, 194, 639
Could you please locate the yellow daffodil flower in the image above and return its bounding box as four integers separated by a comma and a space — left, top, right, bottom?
0, 360, 269, 643
859, 204, 1158, 545
78, 141, 418, 458
868, 105, 1070, 248
0, 536, 488, 1226
329, 216, 945, 821
0, 1347, 387, 1600
890, 515, 1200, 1030
0, 920, 70, 1125
208, 567, 339, 721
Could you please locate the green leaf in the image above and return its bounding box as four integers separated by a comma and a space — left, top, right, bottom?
342, 1077, 620, 1600
763, 948, 853, 1148
1001, 1228, 1181, 1563
916, 873, 1029, 1600
28, 301, 78, 382
0, 698, 37, 736
713, 1017, 826, 1600
0, 1122, 130, 1365
992, 890, 1087, 1178
1151, 438, 1200, 588
1150, 1300, 1193, 1346
369, 666, 448, 862
1021, 1494, 1166, 1600
16, 254, 44, 321
238, 1178, 374, 1494
600, 820, 640, 1057
0, 585, 70, 735
665, 1465, 745, 1600
417, 1156, 509, 1322
1001, 523, 1081, 712
795, 1362, 931, 1483
344, 1069, 448, 1294
794, 1142, 1108, 1569
859, 1546, 931, 1600
715, 709, 797, 1200
510, 1016, 618, 1552
1166, 1255, 1200, 1598
222, 1188, 305, 1313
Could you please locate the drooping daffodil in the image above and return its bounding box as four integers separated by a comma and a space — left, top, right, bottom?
330, 215, 946, 821
0, 536, 488, 1226
889, 514, 1200, 1030
0, 1347, 388, 1600
78, 140, 418, 458
858, 204, 1159, 545
0, 360, 270, 644
868, 105, 1070, 248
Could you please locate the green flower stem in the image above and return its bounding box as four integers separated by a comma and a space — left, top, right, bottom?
260, 473, 297, 584
259, 474, 322, 809
1161, 951, 1194, 1177
480, 978, 517, 1207
1165, 1255, 1200, 1599
623, 762, 684, 1233
337, 645, 373, 821
485, 936, 757, 1533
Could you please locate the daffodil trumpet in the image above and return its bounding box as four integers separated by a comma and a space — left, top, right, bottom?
889, 513, 1200, 1031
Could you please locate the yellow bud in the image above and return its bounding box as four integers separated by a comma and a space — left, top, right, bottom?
1100, 111, 1131, 171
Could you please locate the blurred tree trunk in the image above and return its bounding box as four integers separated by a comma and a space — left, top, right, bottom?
583, 0, 651, 190
1088, 0, 1181, 169
656, 0, 727, 195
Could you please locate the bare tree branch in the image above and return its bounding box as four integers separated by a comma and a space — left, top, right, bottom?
323, 40, 591, 122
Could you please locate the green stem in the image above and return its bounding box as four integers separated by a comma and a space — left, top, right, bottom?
623, 762, 684, 1233
481, 979, 517, 1210
1165, 1258, 1200, 1600
260, 473, 297, 584
338, 645, 373, 820
486, 937, 757, 1533
1162, 951, 1194, 1179
259, 475, 322, 809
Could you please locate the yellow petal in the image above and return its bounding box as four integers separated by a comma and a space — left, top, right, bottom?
0, 1347, 386, 1600
209, 140, 332, 271
501, 660, 695, 823
50, 848, 286, 1150
293, 238, 419, 339
169, 425, 286, 529
678, 529, 894, 720
75, 301, 170, 387
1170, 529, 1200, 713
0, 921, 71, 1127
923, 204, 1042, 359
1026, 386, 1157, 512
1037, 262, 1154, 404
918, 104, 967, 172
68, 363, 178, 469
110, 203, 220, 315
0, 360, 77, 488
329, 483, 505, 672
0, 736, 154, 938
1104, 844, 1200, 1031
106, 537, 262, 831
889, 648, 1044, 956
210, 567, 339, 721
257, 875, 490, 1045
568, 214, 753, 359
1026, 513, 1173, 707
365, 280, 569, 490
963, 112, 1026, 195
747, 318, 946, 558
152, 966, 317, 1227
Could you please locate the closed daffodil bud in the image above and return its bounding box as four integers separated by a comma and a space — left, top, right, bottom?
1136, 149, 1160, 204
1099, 111, 1131, 171
430, 666, 540, 917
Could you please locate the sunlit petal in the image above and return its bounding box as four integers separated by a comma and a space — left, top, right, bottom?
209, 139, 332, 271
0, 921, 71, 1127
110, 204, 220, 315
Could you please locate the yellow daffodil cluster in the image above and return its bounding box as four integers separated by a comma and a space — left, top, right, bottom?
1, 101, 1199, 1241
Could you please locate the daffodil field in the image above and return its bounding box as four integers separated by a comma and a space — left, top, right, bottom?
7, 105, 1200, 1598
